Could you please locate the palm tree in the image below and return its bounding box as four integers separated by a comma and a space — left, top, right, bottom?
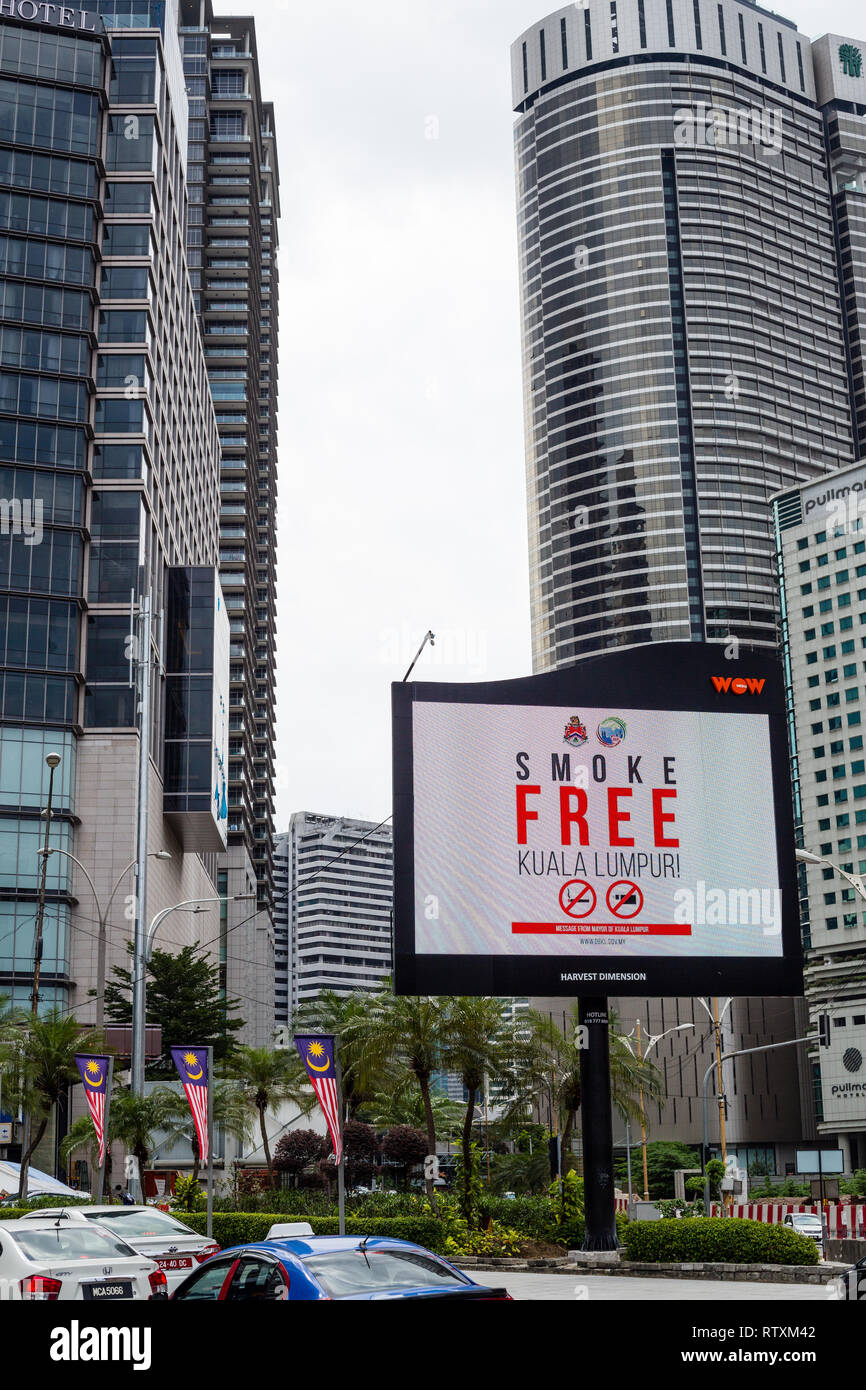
528, 1005, 664, 1159
292, 990, 385, 1117
224, 1046, 308, 1188
0, 1010, 103, 1202
60, 1086, 178, 1199
342, 991, 447, 1199
363, 1078, 464, 1143
158, 1082, 250, 1183
442, 997, 522, 1221
109, 1088, 177, 1180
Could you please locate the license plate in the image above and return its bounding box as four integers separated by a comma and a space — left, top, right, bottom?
84, 1280, 134, 1300
157, 1257, 193, 1270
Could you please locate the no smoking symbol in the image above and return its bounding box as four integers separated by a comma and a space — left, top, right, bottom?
606, 880, 643, 919
558, 879, 597, 919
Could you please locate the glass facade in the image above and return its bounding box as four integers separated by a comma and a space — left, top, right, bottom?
0, 15, 106, 1010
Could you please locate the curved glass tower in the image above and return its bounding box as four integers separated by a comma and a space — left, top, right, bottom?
513, 0, 855, 669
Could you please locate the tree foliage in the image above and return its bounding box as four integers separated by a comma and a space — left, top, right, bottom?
101, 942, 245, 1075
381, 1125, 427, 1187
273, 1128, 327, 1177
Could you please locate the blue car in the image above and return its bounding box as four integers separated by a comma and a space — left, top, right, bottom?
170, 1224, 511, 1302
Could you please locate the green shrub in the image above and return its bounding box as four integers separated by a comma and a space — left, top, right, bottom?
179, 1210, 446, 1253
623, 1218, 819, 1266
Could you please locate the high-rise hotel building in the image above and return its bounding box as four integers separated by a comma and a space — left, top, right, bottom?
178, 1, 279, 1041
511, 2, 866, 1160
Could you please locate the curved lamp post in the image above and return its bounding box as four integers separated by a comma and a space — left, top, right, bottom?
37, 847, 171, 1027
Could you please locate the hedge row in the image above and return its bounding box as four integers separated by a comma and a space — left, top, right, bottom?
623, 1218, 819, 1266
180, 1211, 447, 1253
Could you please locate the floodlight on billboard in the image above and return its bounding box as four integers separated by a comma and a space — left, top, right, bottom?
391, 642, 802, 997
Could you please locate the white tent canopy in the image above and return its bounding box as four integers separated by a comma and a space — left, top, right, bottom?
0, 1160, 87, 1200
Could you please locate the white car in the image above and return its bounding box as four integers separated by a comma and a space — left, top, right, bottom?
783, 1212, 825, 1247
0, 1217, 166, 1301
17, 1206, 220, 1292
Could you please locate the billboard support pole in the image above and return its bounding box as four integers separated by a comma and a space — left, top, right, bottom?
579, 997, 618, 1251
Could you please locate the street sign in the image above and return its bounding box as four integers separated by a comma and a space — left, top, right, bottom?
392, 642, 801, 996
0, 1122, 13, 1144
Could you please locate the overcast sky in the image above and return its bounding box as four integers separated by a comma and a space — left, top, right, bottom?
211, 0, 866, 829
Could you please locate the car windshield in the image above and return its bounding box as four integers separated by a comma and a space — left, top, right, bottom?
83, 1210, 195, 1238
303, 1247, 468, 1298
12, 1226, 136, 1262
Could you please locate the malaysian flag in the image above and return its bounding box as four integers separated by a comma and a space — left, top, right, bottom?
294, 1035, 342, 1166
74, 1054, 110, 1167
171, 1047, 210, 1165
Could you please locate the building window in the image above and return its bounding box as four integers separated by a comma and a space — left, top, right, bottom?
638, 0, 646, 48
522, 41, 528, 92
609, 4, 617, 54
738, 12, 747, 64
692, 0, 702, 48
584, 9, 592, 60
666, 0, 675, 45
777, 33, 786, 83
561, 15, 568, 67
717, 4, 726, 55
758, 23, 766, 72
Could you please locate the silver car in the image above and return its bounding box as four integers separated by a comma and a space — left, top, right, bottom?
0, 1217, 166, 1301
783, 1212, 825, 1248
17, 1206, 220, 1292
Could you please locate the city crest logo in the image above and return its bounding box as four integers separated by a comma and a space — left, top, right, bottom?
597, 716, 626, 748
563, 714, 588, 747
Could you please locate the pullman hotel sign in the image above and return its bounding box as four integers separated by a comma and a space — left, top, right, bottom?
0, 1, 101, 32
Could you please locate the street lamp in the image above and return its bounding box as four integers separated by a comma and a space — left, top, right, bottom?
131, 892, 256, 1095
622, 1021, 694, 1201
696, 996, 733, 1204
796, 846, 866, 901
37, 848, 171, 1028
31, 753, 62, 1017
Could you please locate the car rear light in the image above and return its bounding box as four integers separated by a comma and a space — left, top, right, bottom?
20, 1275, 62, 1301
193, 1244, 221, 1264
148, 1269, 168, 1298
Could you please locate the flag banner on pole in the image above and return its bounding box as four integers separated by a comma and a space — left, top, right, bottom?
294, 1035, 342, 1165
74, 1054, 110, 1167
171, 1047, 210, 1165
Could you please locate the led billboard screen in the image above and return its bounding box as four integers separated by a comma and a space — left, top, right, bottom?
392, 643, 802, 996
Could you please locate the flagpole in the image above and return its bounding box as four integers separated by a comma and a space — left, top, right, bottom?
334, 1036, 345, 1238
97, 1056, 113, 1202
206, 1045, 214, 1242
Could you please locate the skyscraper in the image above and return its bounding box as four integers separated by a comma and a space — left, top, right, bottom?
510, 1, 866, 1161
513, 1, 854, 670
179, 1, 279, 1044
0, 0, 231, 1138
280, 813, 393, 1016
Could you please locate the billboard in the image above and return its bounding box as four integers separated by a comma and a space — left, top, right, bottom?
392, 643, 802, 996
